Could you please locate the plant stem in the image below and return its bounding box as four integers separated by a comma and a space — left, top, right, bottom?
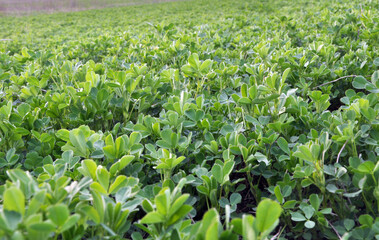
247, 170, 257, 203
362, 191, 375, 215
313, 75, 357, 89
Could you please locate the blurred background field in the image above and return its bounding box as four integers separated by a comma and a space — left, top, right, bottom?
0, 0, 182, 14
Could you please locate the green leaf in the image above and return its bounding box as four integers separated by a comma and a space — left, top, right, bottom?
161, 129, 173, 144
26, 190, 46, 217
255, 199, 282, 232
47, 204, 69, 227
170, 132, 178, 149
173, 156, 186, 168
309, 194, 320, 211
205, 220, 219, 240
119, 155, 134, 170
238, 97, 252, 104
79, 159, 97, 180
108, 175, 128, 194
301, 205, 315, 219
344, 219, 355, 231
274, 186, 283, 204
181, 65, 196, 76
140, 212, 165, 224
230, 193, 242, 206
357, 161, 375, 174
61, 214, 80, 232
211, 164, 223, 184
222, 161, 234, 181
277, 137, 290, 155
197, 185, 209, 195
156, 140, 171, 149
326, 184, 339, 193
96, 167, 110, 191
242, 214, 255, 240
358, 214, 373, 227
185, 109, 197, 122
91, 191, 104, 222
198, 209, 219, 239
200, 59, 213, 74
90, 182, 107, 194
281, 68, 291, 85
167, 205, 192, 225
56, 129, 70, 141
372, 70, 379, 87
169, 194, 189, 217
352, 76, 369, 89
291, 212, 306, 221
320, 208, 332, 214
4, 187, 25, 216
17, 103, 31, 118
69, 128, 88, 157
14, 127, 30, 136
3, 210, 22, 231
231, 218, 243, 235
155, 189, 170, 216
304, 220, 315, 229
142, 199, 154, 213
293, 145, 315, 163
30, 222, 56, 232
282, 200, 297, 209
80, 206, 100, 224
301, 178, 313, 187
188, 53, 200, 69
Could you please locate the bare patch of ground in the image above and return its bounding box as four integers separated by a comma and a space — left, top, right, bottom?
0, 0, 184, 15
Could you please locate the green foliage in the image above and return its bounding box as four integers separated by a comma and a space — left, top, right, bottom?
0, 0, 378, 239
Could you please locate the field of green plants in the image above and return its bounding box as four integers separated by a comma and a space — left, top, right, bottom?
0, 0, 378, 239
